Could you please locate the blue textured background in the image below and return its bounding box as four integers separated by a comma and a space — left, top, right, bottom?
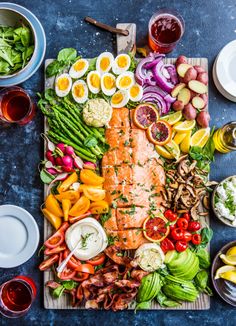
0, 0, 236, 324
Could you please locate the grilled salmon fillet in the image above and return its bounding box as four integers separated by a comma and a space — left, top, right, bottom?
106, 229, 148, 250
108, 107, 130, 128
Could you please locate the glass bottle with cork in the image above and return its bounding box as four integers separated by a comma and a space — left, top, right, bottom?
213, 122, 236, 153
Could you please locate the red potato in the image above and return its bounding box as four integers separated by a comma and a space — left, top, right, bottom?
175, 55, 188, 67
183, 67, 197, 83
199, 93, 208, 108
192, 96, 205, 109
196, 111, 210, 128
190, 89, 198, 100
188, 80, 207, 94
182, 103, 197, 120
177, 63, 192, 78
171, 83, 186, 97
177, 88, 191, 105
197, 72, 208, 85
193, 65, 206, 74
172, 100, 184, 111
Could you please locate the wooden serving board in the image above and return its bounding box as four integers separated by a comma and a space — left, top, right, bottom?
43, 23, 210, 310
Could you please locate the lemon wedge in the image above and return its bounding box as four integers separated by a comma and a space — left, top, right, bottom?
173, 120, 196, 133
226, 246, 236, 256
174, 131, 190, 145
164, 140, 180, 160
155, 145, 174, 159
180, 132, 191, 153
160, 111, 182, 125
220, 271, 236, 284
220, 254, 236, 266
191, 128, 210, 147
215, 265, 236, 279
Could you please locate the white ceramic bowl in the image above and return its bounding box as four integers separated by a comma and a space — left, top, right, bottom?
0, 7, 37, 78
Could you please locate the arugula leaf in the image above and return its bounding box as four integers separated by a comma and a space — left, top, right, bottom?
84, 135, 98, 148
53, 285, 65, 298
198, 227, 213, 248
61, 280, 78, 290
57, 48, 77, 62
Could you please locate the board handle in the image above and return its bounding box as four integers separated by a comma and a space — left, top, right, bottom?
116, 23, 136, 54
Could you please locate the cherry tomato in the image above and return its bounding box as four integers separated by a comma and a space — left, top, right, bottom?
164, 209, 178, 222
171, 228, 184, 241
39, 254, 59, 271
69, 211, 92, 224
188, 221, 201, 232
63, 249, 81, 270
58, 266, 76, 280
44, 222, 69, 249
182, 212, 191, 221
182, 231, 192, 242
169, 223, 176, 231
87, 253, 106, 266
177, 218, 189, 230
192, 233, 202, 245
76, 263, 95, 274
175, 240, 188, 252
44, 244, 67, 255
73, 272, 89, 282
160, 238, 175, 253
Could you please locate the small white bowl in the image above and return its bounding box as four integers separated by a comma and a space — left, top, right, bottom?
212, 175, 236, 227
0, 7, 37, 79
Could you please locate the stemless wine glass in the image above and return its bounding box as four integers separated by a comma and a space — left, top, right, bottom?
148, 9, 185, 53
0, 86, 36, 126
0, 276, 37, 318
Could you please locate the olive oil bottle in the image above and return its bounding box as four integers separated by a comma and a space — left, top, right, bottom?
213, 122, 236, 153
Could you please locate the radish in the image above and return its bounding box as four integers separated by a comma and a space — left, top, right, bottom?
83, 161, 96, 170
65, 146, 75, 156
74, 156, 84, 169
55, 156, 63, 166
61, 155, 73, 167
46, 173, 69, 196
45, 161, 62, 173
46, 150, 55, 165
46, 168, 58, 175
56, 143, 66, 153
41, 133, 55, 152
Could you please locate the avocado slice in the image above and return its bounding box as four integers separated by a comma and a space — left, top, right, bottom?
168, 249, 191, 269
170, 250, 195, 276
172, 255, 199, 281
137, 273, 153, 303
165, 250, 179, 264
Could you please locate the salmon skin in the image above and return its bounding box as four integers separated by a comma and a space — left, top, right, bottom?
103, 107, 166, 249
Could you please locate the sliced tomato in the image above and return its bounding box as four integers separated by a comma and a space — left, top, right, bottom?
87, 253, 106, 266
73, 272, 89, 282
58, 266, 76, 280
63, 249, 81, 270
44, 222, 69, 249
44, 244, 67, 255
39, 254, 59, 271
69, 211, 92, 224
76, 263, 95, 274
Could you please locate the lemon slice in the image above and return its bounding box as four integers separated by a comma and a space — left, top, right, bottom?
160, 111, 182, 125
164, 140, 180, 160
215, 265, 236, 279
220, 254, 236, 266
226, 246, 236, 256
220, 271, 236, 284
174, 132, 189, 145
191, 128, 210, 147
173, 120, 196, 133
180, 132, 191, 153
155, 145, 174, 159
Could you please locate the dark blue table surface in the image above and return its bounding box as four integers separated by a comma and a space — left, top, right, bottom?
0, 0, 236, 325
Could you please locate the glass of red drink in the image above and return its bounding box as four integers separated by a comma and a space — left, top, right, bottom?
0, 276, 36, 318
148, 9, 185, 53
0, 86, 36, 126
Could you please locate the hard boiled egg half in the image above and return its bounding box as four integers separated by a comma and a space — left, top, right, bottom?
96, 52, 114, 74
111, 90, 129, 108
116, 71, 135, 90
69, 58, 89, 79
72, 80, 88, 104
87, 71, 101, 94
129, 84, 143, 102
101, 73, 116, 96
112, 53, 131, 75
55, 73, 72, 97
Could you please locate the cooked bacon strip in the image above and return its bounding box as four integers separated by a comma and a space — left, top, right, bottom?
104, 245, 131, 265
131, 269, 149, 282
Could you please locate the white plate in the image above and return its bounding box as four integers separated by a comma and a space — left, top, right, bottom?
213, 57, 236, 102
0, 205, 39, 268
215, 40, 236, 98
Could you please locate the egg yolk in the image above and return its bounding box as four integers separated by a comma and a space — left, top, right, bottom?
57, 77, 69, 91
74, 60, 86, 72
130, 85, 140, 98
100, 57, 110, 71
119, 76, 131, 88
117, 56, 128, 68
104, 76, 115, 89
90, 74, 100, 88
112, 92, 123, 104
73, 84, 85, 98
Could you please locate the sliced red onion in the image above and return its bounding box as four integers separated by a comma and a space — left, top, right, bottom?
164, 94, 176, 103
144, 54, 165, 69
46, 173, 68, 196
142, 93, 168, 115
164, 64, 179, 85
143, 85, 168, 98
135, 55, 157, 86
73, 155, 84, 169
152, 60, 175, 93
162, 67, 171, 79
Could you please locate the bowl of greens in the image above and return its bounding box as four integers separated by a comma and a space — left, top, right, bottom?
0, 7, 36, 78
212, 175, 236, 227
